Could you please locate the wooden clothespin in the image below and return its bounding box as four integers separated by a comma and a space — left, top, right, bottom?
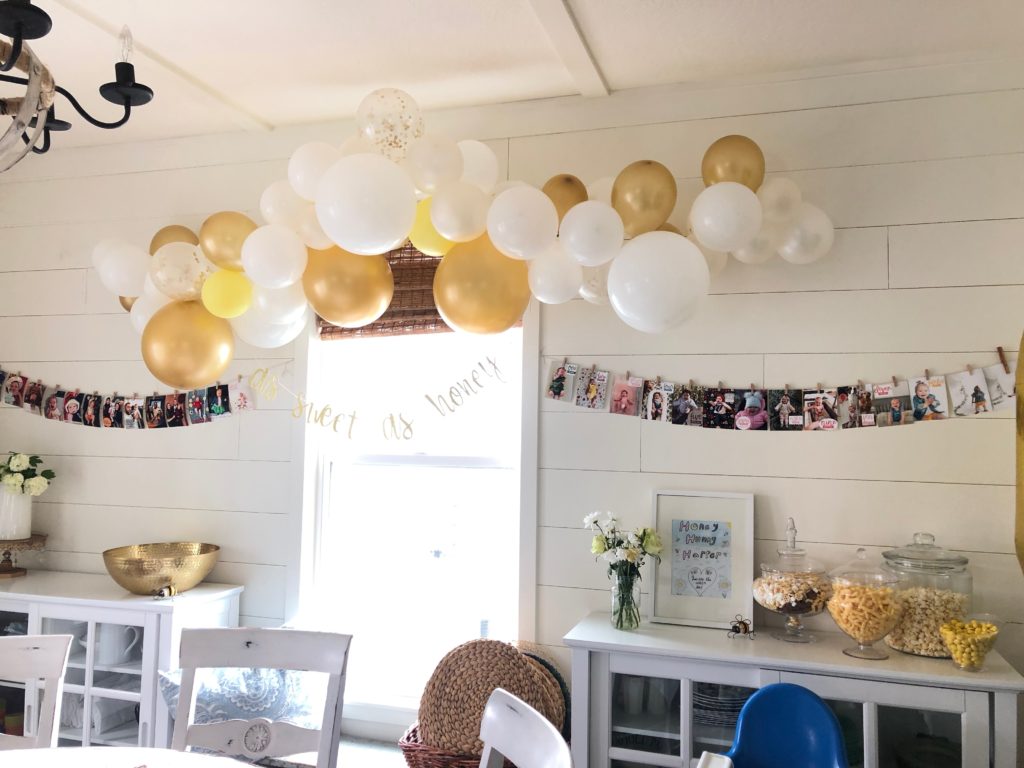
857, 380, 865, 390
132, 392, 139, 400
625, 370, 630, 380
816, 382, 823, 391
236, 374, 242, 383
784, 384, 790, 391
924, 369, 931, 380
689, 379, 695, 390
891, 376, 899, 388
966, 363, 974, 376
561, 357, 567, 368
718, 380, 724, 390
655, 376, 662, 387
998, 346, 1010, 375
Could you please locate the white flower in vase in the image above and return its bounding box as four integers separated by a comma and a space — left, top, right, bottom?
7, 454, 30, 472
2, 473, 24, 493
23, 476, 49, 497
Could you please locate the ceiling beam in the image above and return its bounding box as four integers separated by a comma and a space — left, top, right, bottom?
52, 0, 273, 132
526, 0, 609, 97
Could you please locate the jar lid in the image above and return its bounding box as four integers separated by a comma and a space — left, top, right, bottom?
830, 547, 901, 586
760, 518, 825, 575
882, 532, 968, 572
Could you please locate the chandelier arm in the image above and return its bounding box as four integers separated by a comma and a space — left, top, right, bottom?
20, 125, 49, 153
54, 84, 131, 129
0, 33, 22, 73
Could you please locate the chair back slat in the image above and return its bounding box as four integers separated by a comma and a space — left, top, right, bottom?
185, 717, 321, 759
478, 688, 572, 768
0, 635, 72, 750
176, 627, 350, 672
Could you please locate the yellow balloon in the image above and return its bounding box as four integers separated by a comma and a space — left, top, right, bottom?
201, 269, 253, 319
701, 134, 766, 191
409, 198, 455, 257
542, 174, 588, 222
141, 301, 235, 390
118, 296, 137, 312
611, 160, 677, 238
149, 225, 199, 256
433, 235, 530, 334
199, 211, 257, 271
302, 247, 394, 328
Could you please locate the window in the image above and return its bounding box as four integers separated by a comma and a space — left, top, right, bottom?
307, 328, 523, 718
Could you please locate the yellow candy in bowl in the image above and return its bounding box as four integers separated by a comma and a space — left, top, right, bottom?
939, 617, 999, 671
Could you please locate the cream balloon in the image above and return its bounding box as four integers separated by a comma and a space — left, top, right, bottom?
232, 305, 312, 349
559, 200, 624, 267
288, 142, 340, 201
607, 231, 710, 333
579, 263, 611, 305
405, 134, 463, 194
92, 239, 150, 297
251, 282, 308, 325
757, 177, 803, 223
128, 289, 171, 334
457, 139, 499, 193
528, 240, 583, 304
486, 185, 559, 260
429, 180, 490, 242
293, 205, 334, 250
355, 88, 424, 161
689, 181, 763, 253
777, 203, 835, 264
260, 179, 308, 229
149, 242, 215, 301
586, 176, 614, 206
315, 153, 417, 255
731, 220, 787, 265
240, 225, 308, 288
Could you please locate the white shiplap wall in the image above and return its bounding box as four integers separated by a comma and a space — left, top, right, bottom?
0, 55, 1021, 672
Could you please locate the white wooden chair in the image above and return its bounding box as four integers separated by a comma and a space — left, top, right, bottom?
0, 634, 73, 750
478, 688, 572, 768
171, 628, 352, 768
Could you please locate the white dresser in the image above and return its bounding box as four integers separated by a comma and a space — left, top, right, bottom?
0, 570, 242, 749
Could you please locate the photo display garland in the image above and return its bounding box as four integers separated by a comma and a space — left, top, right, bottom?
545, 356, 1017, 431
0, 368, 255, 429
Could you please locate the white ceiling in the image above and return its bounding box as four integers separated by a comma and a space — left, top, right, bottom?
4, 0, 1022, 148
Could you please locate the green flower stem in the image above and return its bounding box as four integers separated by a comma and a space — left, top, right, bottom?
611, 564, 641, 630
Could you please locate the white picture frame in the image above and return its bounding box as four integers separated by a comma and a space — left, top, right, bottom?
650, 490, 755, 629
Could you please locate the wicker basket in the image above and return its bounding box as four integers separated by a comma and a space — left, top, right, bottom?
399, 723, 480, 768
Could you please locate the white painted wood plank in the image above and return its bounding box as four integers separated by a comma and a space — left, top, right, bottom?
540, 286, 1024, 355
538, 469, 1015, 554
890, 219, 1024, 289
537, 584, 608, 647
239, 615, 284, 628
238, 410, 295, 462
0, 269, 87, 316
539, 411, 640, 471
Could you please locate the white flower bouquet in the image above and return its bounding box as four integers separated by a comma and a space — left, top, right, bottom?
0, 452, 56, 496
584, 511, 662, 629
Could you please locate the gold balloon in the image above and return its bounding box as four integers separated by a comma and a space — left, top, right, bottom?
611, 160, 677, 238
198, 211, 257, 271
701, 134, 766, 191
149, 225, 199, 256
302, 247, 394, 328
433, 235, 530, 334
658, 222, 683, 235
542, 174, 588, 222
118, 296, 137, 312
141, 301, 235, 390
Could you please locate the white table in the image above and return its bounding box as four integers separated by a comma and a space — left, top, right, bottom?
5, 747, 243, 766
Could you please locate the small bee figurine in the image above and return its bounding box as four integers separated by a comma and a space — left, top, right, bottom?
728, 615, 755, 639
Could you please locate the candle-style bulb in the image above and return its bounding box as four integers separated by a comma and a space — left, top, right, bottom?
118, 25, 133, 64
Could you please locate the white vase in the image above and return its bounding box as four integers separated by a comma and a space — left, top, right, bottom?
0, 489, 31, 540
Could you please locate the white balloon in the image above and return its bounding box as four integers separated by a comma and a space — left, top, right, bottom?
128, 290, 171, 335
559, 200, 624, 267
579, 263, 611, 305
338, 134, 376, 156
689, 181, 763, 253
251, 282, 308, 325
405, 134, 463, 194
777, 203, 835, 264
528, 240, 583, 304
289, 142, 340, 201
487, 185, 559, 260
260, 179, 307, 229
731, 220, 787, 265
457, 139, 499, 193
607, 231, 710, 333
688, 237, 728, 276
757, 177, 803, 223
149, 242, 215, 300
241, 225, 308, 288
429, 180, 490, 242
586, 176, 614, 206
315, 153, 417, 255
93, 239, 150, 297
232, 306, 312, 349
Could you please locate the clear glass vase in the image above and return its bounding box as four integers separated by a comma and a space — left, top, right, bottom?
611, 567, 641, 630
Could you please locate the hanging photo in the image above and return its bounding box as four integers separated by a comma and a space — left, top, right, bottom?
22, 380, 43, 415
733, 388, 768, 431
983, 361, 1016, 412
187, 389, 209, 425
871, 381, 913, 427
42, 388, 64, 421
670, 384, 704, 426
609, 375, 643, 416
908, 375, 948, 421
230, 380, 256, 412
573, 368, 609, 410
835, 386, 869, 429
123, 398, 146, 429
104, 396, 126, 428
703, 388, 736, 429
145, 396, 167, 429
206, 384, 232, 420
545, 361, 578, 403
802, 389, 839, 431
81, 393, 103, 428
768, 389, 804, 431
165, 393, 187, 427
62, 390, 84, 424
856, 386, 875, 426
946, 369, 992, 417
1, 372, 27, 407
640, 380, 672, 422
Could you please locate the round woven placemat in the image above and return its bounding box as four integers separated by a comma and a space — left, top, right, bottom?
523, 651, 571, 741
418, 639, 562, 755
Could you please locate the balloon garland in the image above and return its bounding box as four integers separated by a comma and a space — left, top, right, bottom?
91, 89, 836, 389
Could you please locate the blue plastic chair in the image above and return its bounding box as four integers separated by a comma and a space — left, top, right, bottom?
723, 683, 848, 768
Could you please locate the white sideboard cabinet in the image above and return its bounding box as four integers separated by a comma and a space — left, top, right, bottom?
0, 570, 242, 749
565, 613, 1024, 768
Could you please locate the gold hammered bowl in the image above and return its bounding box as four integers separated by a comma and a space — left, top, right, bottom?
102, 542, 220, 596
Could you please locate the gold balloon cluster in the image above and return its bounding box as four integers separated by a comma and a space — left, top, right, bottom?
701, 134, 766, 191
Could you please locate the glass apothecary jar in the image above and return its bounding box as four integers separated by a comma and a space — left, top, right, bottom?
753, 518, 832, 643
828, 548, 904, 660
882, 532, 971, 657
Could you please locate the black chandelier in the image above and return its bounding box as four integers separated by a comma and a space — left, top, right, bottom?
0, 0, 153, 170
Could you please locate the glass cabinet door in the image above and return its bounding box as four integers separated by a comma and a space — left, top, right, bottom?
689, 682, 755, 759
0, 608, 30, 739
610, 673, 681, 757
